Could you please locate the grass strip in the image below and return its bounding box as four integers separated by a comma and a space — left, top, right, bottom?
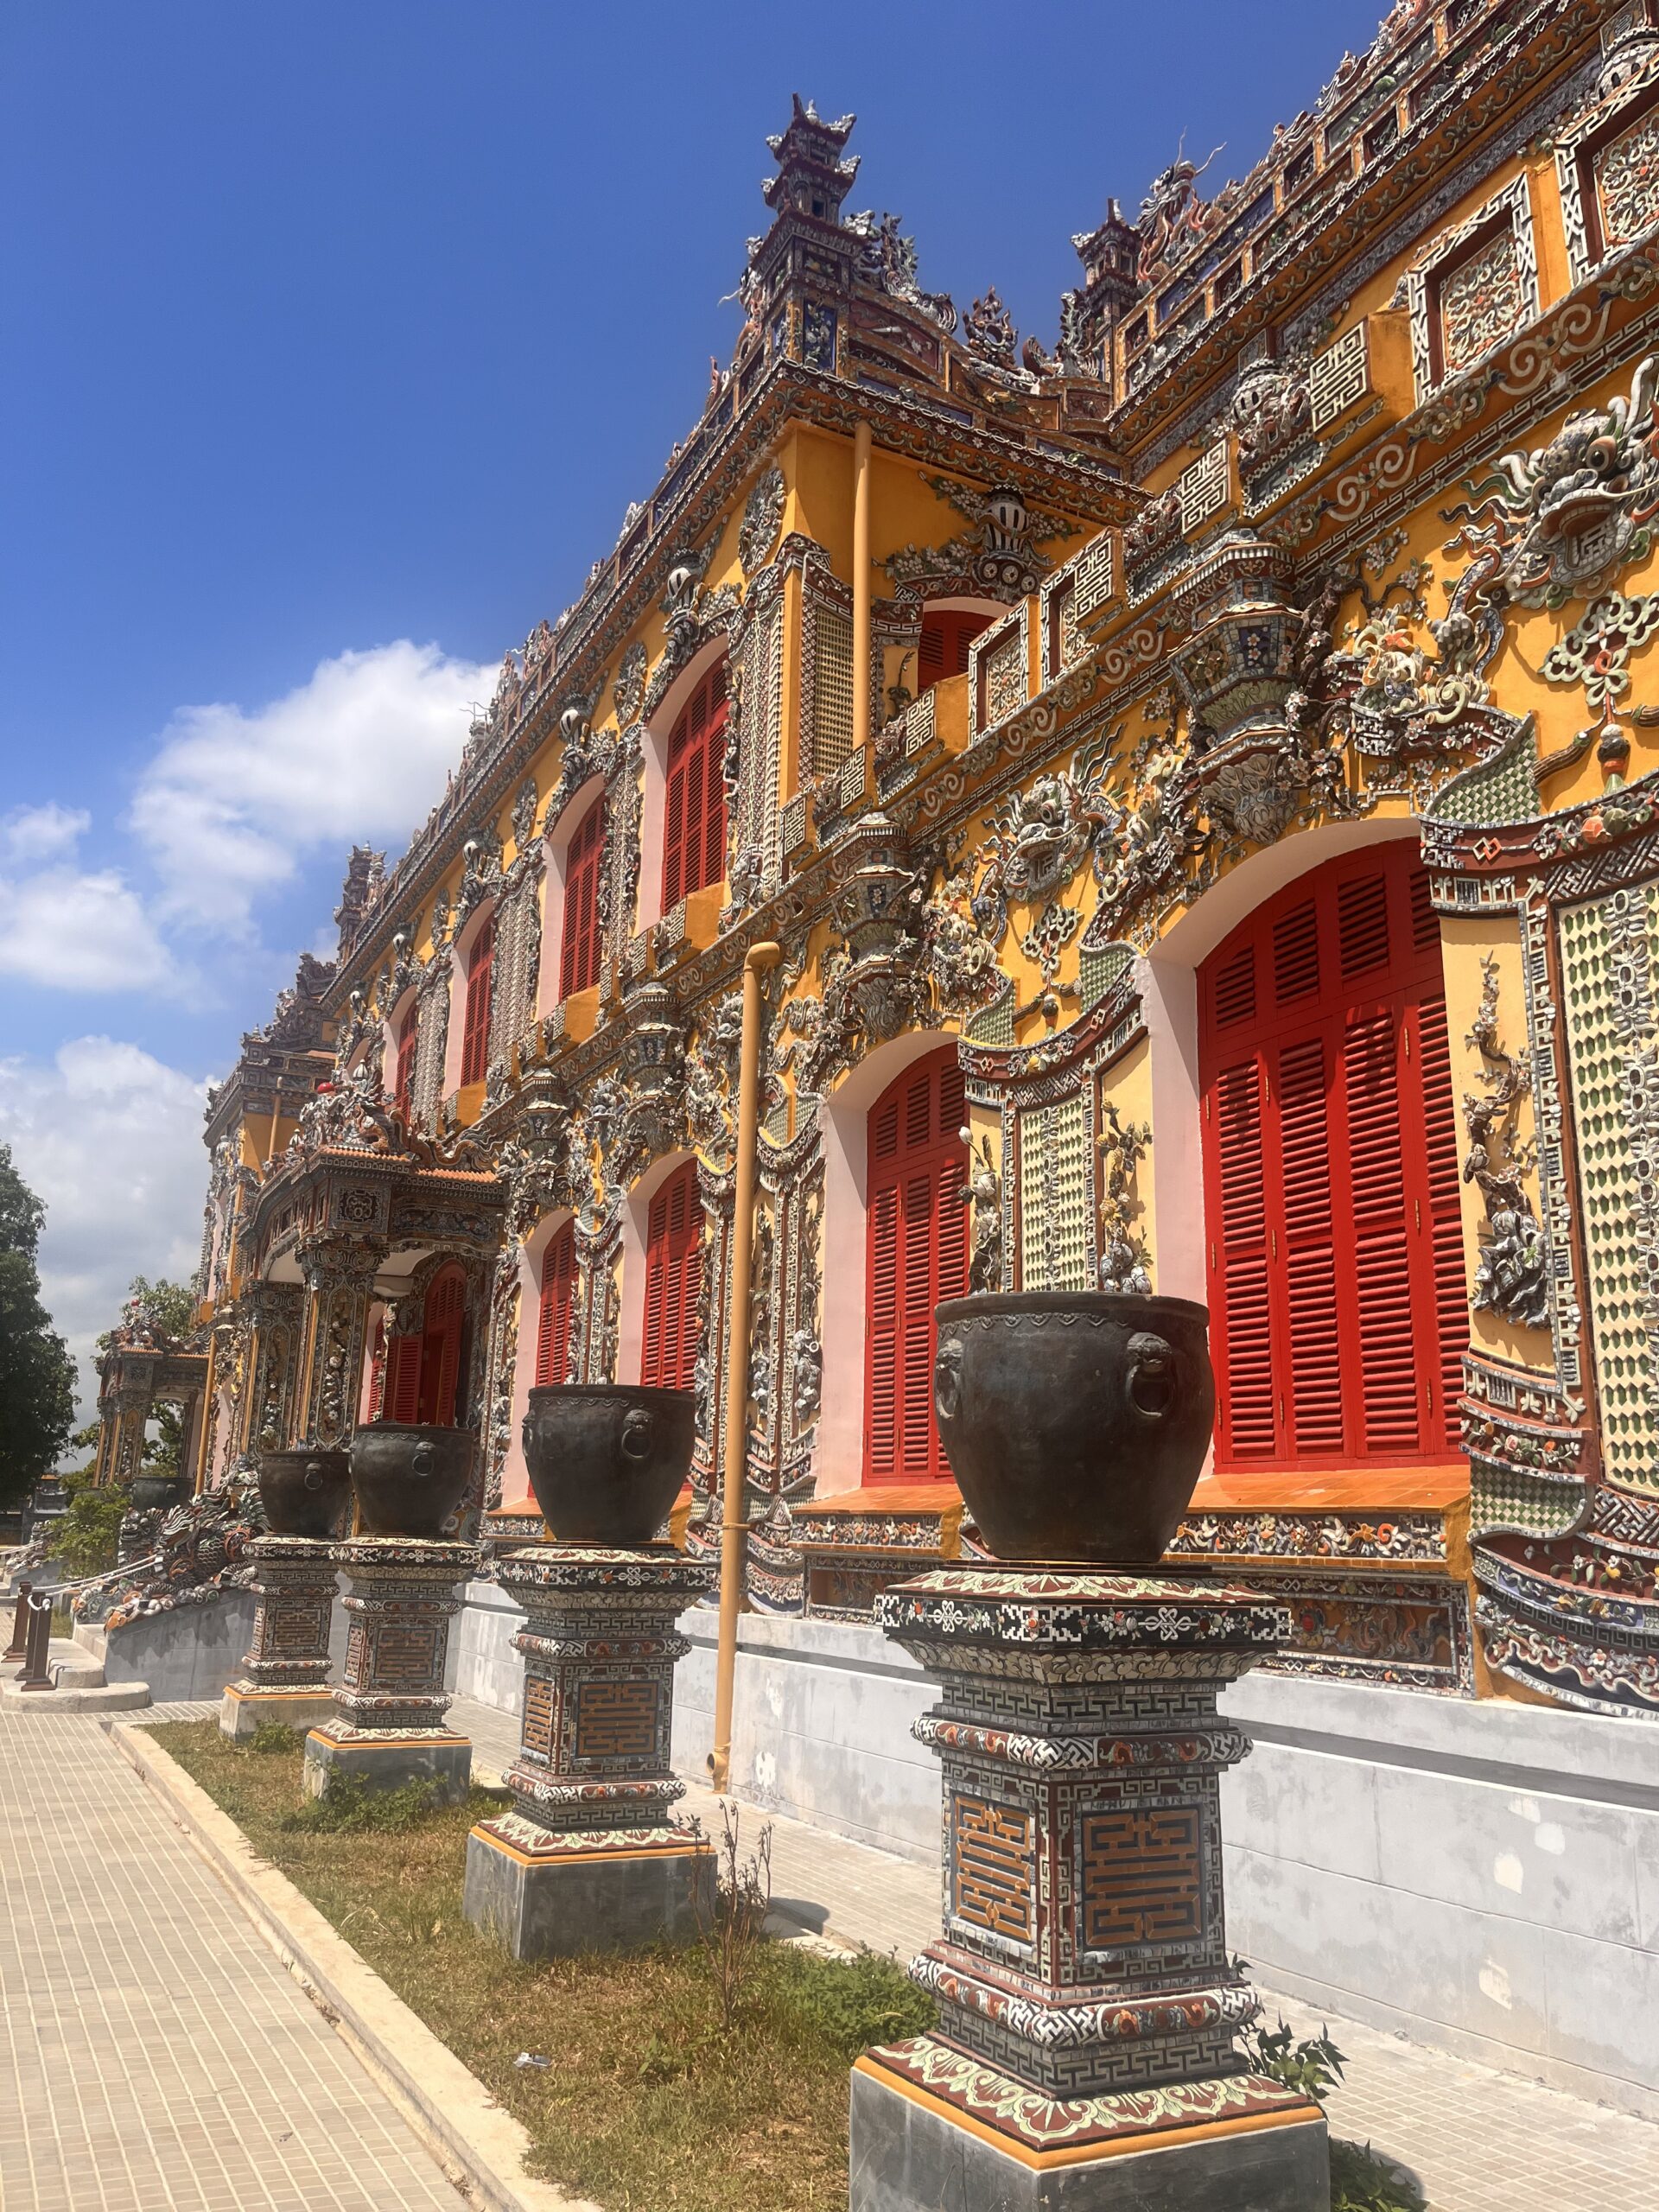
147, 1720, 931, 2212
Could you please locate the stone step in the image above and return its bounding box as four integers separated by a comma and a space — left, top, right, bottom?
1, 1678, 150, 1712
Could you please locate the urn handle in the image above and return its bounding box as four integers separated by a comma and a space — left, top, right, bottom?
302, 1459, 325, 1493
410, 1440, 436, 1481
1125, 1332, 1178, 1424
934, 1336, 964, 1425
621, 1408, 653, 1462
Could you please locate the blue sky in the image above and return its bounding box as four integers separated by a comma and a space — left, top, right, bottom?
0, 0, 1388, 1397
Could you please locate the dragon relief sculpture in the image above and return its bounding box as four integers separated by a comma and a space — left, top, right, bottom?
845, 209, 957, 330
1463, 956, 1549, 1332
1446, 357, 1659, 610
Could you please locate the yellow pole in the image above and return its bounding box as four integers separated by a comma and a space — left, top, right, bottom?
192, 1333, 218, 1497
710, 939, 783, 1793
851, 420, 873, 768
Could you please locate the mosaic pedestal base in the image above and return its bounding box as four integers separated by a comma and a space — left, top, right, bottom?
464, 1543, 716, 1959
221, 1684, 339, 1740
220, 1535, 338, 1742
464, 1813, 713, 1959
850, 2041, 1327, 2210
847, 1567, 1326, 2212
301, 1535, 479, 1803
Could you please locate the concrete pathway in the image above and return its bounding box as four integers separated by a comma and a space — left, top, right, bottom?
443, 1692, 1659, 2212
0, 1706, 461, 2212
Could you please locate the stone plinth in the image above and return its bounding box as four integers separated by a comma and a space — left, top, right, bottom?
221, 1535, 338, 1741
464, 1544, 715, 1958
849, 1567, 1329, 2212
302, 1537, 480, 1802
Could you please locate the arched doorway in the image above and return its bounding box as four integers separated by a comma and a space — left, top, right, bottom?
865, 1046, 969, 1483
1198, 842, 1465, 1468
382, 1262, 472, 1427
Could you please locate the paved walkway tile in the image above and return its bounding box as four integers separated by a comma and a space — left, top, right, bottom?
0, 1708, 460, 2212
442, 1694, 1659, 2212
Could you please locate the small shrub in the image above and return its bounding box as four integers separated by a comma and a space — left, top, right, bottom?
246, 1722, 306, 1756
768, 1947, 935, 2059
1246, 2016, 1347, 2099
288, 1773, 456, 1834
1330, 2136, 1427, 2212
690, 1800, 773, 2031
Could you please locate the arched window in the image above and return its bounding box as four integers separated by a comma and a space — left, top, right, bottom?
866, 1048, 969, 1483
416, 1263, 469, 1427
1198, 843, 1466, 1470
917, 607, 994, 696
460, 914, 495, 1088
641, 1162, 702, 1392
561, 801, 606, 1000
535, 1222, 578, 1389
393, 1007, 418, 1120
663, 660, 728, 909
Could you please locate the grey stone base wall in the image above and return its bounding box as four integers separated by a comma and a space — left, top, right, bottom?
1217, 1672, 1659, 2124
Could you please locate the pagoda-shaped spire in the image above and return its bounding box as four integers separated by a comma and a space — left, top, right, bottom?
762, 94, 860, 226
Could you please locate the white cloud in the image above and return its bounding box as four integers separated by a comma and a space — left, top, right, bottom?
2, 802, 90, 865
0, 1038, 212, 1417
0, 865, 182, 995
130, 639, 496, 931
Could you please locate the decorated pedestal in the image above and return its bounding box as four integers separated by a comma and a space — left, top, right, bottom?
849, 1567, 1329, 2212
302, 1536, 480, 1802
220, 1535, 338, 1740
463, 1544, 716, 1959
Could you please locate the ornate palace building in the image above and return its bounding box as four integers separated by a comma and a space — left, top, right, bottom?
122, 0, 1659, 1723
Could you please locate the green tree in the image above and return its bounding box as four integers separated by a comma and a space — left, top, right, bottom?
0, 1144, 78, 1513
97, 1274, 197, 1353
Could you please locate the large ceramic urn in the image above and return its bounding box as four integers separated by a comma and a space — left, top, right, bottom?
127, 1473, 186, 1512
348, 1421, 475, 1539
931, 1290, 1215, 1563
522, 1383, 695, 1545
257, 1448, 351, 1538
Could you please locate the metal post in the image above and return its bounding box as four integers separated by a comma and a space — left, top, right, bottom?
709, 940, 782, 1793
851, 420, 873, 767
18, 1592, 55, 1691
3, 1580, 33, 1662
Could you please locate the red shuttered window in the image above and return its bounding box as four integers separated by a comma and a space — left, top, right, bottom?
535, 1221, 578, 1389
916, 608, 993, 695
393, 1007, 418, 1120
460, 916, 495, 1088
641, 1162, 702, 1393
385, 1335, 423, 1423
663, 661, 729, 910
560, 801, 606, 1001
1198, 843, 1466, 1470
865, 1047, 969, 1483
417, 1264, 467, 1428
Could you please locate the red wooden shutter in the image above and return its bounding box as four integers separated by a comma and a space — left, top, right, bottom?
560, 801, 606, 1000
641, 1161, 702, 1391
385, 1336, 423, 1423
663, 661, 729, 911
460, 915, 495, 1087
865, 1048, 969, 1483
916, 608, 994, 695
393, 1009, 418, 1119
1199, 845, 1466, 1470
535, 1222, 577, 1388
418, 1266, 467, 1427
